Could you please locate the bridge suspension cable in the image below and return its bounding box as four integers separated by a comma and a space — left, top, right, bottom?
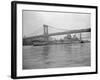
47, 25, 69, 31
25, 27, 43, 37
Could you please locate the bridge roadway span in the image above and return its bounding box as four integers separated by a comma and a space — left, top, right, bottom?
24, 28, 91, 39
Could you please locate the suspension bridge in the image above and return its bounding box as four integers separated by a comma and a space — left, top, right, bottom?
23, 24, 91, 45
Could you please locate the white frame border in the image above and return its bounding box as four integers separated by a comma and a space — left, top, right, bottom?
16, 3, 96, 77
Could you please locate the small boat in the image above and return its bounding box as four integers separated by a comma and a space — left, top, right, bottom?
32, 40, 48, 46
33, 42, 48, 46
80, 41, 84, 43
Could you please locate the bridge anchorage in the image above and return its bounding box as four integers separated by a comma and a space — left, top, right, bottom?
23, 24, 91, 46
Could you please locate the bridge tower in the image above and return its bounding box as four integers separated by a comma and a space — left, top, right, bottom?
80, 33, 82, 41
80, 33, 84, 43
43, 24, 48, 42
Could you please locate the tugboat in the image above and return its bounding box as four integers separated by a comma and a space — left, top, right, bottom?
32, 40, 48, 46
80, 40, 84, 43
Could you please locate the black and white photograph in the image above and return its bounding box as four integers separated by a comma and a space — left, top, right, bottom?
23, 10, 91, 69
11, 1, 97, 79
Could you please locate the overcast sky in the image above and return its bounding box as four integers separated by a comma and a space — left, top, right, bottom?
22, 10, 91, 38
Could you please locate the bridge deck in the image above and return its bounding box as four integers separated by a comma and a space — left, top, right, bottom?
24, 28, 91, 39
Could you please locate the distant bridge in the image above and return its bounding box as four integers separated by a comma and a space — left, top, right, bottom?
24, 27, 90, 39
23, 24, 91, 45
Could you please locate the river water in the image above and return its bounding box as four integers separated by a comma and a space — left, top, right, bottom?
23, 43, 91, 69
